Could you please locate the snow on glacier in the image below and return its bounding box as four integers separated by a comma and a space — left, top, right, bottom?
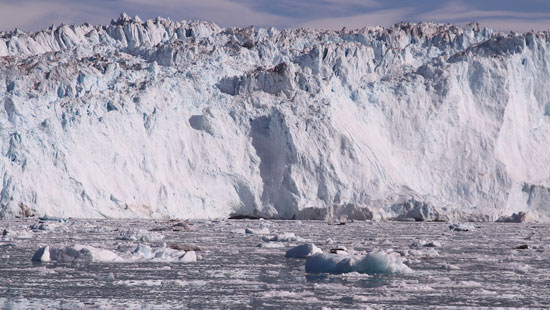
1, 14, 550, 221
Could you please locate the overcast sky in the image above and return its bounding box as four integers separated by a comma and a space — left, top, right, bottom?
1, 0, 549, 32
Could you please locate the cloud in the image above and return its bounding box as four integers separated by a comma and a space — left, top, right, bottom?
471, 18, 550, 32
417, 1, 550, 31
0, 0, 119, 31
297, 8, 412, 30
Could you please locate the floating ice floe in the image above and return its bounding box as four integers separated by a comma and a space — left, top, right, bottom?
39, 217, 67, 223
32, 243, 199, 263
245, 227, 270, 235
170, 222, 196, 231
262, 232, 303, 242
32, 245, 123, 262
407, 248, 440, 258
410, 239, 442, 248
329, 247, 349, 255
256, 242, 285, 248
449, 223, 476, 232
131, 244, 197, 262
440, 263, 461, 270
285, 243, 323, 258
30, 222, 60, 232
179, 251, 197, 263
165, 242, 201, 251
116, 229, 164, 242
305, 251, 412, 275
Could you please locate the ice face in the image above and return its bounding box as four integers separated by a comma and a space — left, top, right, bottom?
1, 16, 550, 221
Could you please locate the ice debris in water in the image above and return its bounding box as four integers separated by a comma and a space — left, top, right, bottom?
410, 239, 442, 248
131, 244, 197, 262
449, 223, 476, 232
32, 246, 51, 262
285, 243, 323, 258
179, 251, 197, 263
305, 251, 412, 275
32, 245, 122, 263
30, 222, 59, 232
32, 243, 200, 263
257, 242, 285, 248
39, 217, 67, 223
116, 229, 164, 242
165, 242, 201, 251
496, 212, 532, 223
245, 227, 270, 235
262, 232, 303, 242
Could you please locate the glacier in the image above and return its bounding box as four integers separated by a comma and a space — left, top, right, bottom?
1, 13, 550, 221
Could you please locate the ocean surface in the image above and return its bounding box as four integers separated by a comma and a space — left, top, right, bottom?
0, 219, 548, 309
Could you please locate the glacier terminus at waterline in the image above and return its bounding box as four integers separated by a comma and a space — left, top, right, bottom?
1, 14, 550, 221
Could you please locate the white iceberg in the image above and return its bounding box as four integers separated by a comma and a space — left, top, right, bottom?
32, 245, 122, 263
305, 252, 412, 275
262, 232, 303, 242
285, 243, 323, 258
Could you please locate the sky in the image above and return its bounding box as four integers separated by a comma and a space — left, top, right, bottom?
0, 0, 549, 32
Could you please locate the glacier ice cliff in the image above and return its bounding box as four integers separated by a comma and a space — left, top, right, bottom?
1, 14, 550, 221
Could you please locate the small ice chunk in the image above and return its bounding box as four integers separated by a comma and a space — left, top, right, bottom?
496, 212, 531, 223
15, 230, 33, 239
458, 280, 482, 287
69, 245, 122, 262
441, 263, 460, 270
33, 245, 123, 263
411, 240, 442, 248
117, 229, 164, 242
262, 232, 302, 242
285, 243, 322, 258
245, 227, 270, 234
132, 244, 154, 259
32, 246, 51, 262
38, 217, 67, 223
257, 242, 285, 248
305, 252, 412, 275
179, 251, 197, 263
171, 222, 196, 231
409, 248, 440, 257
329, 247, 349, 255
449, 223, 475, 232
165, 242, 200, 251
153, 249, 166, 259
355, 252, 413, 274
30, 222, 58, 231
424, 241, 441, 248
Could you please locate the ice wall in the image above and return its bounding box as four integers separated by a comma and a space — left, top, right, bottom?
1, 14, 549, 221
